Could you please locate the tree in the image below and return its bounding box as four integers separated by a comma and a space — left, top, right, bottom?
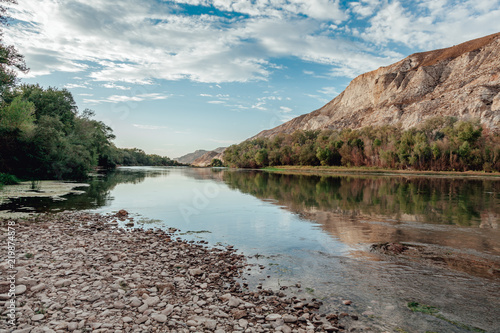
0, 0, 28, 98
0, 95, 35, 134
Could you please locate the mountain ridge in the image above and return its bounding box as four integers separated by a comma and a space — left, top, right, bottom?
252, 32, 500, 139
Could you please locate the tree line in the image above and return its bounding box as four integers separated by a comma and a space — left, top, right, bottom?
223, 117, 500, 172
0, 1, 180, 184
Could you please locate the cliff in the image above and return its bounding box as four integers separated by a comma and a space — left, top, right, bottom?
253, 32, 500, 139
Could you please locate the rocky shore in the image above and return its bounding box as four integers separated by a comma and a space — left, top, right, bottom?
0, 212, 357, 333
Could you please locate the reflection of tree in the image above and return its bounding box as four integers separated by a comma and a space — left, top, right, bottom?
223, 171, 500, 227
0, 168, 152, 212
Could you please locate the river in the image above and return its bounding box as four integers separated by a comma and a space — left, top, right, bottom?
1, 167, 499, 332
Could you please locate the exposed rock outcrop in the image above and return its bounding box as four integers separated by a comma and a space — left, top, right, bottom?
253, 32, 500, 139
192, 147, 226, 167
174, 150, 210, 164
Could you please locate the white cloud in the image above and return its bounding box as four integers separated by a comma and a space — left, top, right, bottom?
103, 83, 131, 90
64, 83, 88, 89
280, 106, 292, 113
361, 0, 500, 49
5, 0, 499, 86
133, 124, 170, 130
84, 93, 171, 104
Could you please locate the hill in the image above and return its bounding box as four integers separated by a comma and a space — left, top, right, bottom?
253, 32, 500, 139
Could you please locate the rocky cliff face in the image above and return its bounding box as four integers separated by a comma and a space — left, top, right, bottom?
253, 32, 500, 139
191, 147, 226, 167
174, 150, 210, 164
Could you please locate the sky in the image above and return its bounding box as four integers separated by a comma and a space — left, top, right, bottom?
4, 0, 500, 158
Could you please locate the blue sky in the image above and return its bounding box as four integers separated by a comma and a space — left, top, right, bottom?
5, 0, 500, 157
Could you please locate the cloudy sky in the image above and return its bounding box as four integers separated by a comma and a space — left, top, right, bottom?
5, 0, 500, 157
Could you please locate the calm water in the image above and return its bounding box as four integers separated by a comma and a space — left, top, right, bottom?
1, 167, 499, 332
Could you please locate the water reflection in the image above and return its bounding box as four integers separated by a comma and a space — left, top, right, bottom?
0, 167, 162, 212
223, 171, 500, 228
221, 171, 500, 256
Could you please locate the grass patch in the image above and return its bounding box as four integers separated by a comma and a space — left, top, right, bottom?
0, 173, 20, 188
407, 302, 485, 332
407, 301, 439, 315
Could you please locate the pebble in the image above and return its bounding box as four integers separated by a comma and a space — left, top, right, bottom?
0, 212, 354, 332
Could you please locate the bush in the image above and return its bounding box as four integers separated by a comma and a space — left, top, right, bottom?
0, 173, 20, 186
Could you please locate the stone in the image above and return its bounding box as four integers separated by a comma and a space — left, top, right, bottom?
228, 296, 242, 307
130, 297, 142, 307
342, 300, 352, 305
144, 296, 160, 307
114, 301, 126, 309
188, 268, 204, 276
162, 304, 174, 316
15, 285, 27, 295
32, 314, 45, 321
67, 322, 78, 331
54, 279, 71, 287
31, 283, 47, 293
232, 309, 247, 319
265, 314, 282, 321
282, 314, 298, 323
138, 303, 148, 312
122, 317, 133, 323
151, 313, 167, 323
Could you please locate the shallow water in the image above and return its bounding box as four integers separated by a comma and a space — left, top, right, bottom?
1, 167, 499, 332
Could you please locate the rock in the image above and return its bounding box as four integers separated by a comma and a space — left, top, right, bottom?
342, 300, 352, 305
188, 268, 204, 276
114, 301, 126, 309
15, 285, 27, 295
117, 209, 128, 217
282, 314, 298, 323
67, 322, 78, 331
232, 309, 247, 319
265, 314, 282, 321
122, 317, 133, 323
31, 283, 47, 293
130, 297, 142, 307
54, 279, 71, 287
32, 314, 45, 321
144, 296, 160, 307
204, 319, 217, 330
228, 296, 242, 307
162, 304, 174, 316
151, 313, 167, 323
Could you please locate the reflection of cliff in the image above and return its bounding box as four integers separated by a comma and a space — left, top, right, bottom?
300, 208, 500, 256
223, 171, 500, 254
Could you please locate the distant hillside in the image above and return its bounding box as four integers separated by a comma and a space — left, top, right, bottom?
174, 150, 210, 164
253, 32, 500, 139
191, 147, 226, 167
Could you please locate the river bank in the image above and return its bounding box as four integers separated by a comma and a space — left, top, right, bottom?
263, 166, 500, 178
0, 211, 363, 333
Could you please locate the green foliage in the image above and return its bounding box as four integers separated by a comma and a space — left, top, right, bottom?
210, 158, 224, 167
223, 117, 500, 172
0, 95, 35, 134
0, 172, 19, 186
